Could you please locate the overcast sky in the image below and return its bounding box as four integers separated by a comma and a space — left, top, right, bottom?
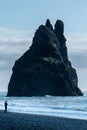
0, 0, 87, 92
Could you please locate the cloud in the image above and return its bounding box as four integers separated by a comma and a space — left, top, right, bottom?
0, 27, 32, 40
77, 69, 87, 91
65, 33, 87, 90
65, 33, 87, 69
0, 27, 32, 54
0, 70, 11, 92
69, 52, 87, 69
0, 27, 33, 92
66, 33, 87, 52
0, 27, 32, 71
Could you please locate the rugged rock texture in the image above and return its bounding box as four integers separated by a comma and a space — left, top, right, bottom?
7, 19, 83, 96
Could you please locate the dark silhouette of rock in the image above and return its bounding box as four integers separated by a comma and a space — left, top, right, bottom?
45, 19, 53, 30
7, 20, 83, 96
54, 20, 68, 62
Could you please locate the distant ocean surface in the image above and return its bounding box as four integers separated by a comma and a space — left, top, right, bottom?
0, 91, 87, 120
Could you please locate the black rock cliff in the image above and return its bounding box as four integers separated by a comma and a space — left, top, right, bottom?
7, 20, 83, 96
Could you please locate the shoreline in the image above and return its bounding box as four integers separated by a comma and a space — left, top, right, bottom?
0, 110, 87, 130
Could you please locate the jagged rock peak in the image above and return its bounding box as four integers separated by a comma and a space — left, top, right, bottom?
54, 20, 64, 35
31, 23, 60, 58
45, 19, 53, 30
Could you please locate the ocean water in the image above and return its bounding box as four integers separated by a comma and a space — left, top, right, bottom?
0, 91, 87, 120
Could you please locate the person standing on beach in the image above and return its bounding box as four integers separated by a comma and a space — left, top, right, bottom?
4, 100, 8, 112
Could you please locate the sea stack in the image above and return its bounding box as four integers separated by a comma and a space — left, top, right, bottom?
7, 19, 83, 96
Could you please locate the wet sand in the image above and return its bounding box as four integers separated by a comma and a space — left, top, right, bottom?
0, 110, 87, 130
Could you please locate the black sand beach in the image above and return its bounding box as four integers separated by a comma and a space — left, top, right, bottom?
0, 110, 87, 130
